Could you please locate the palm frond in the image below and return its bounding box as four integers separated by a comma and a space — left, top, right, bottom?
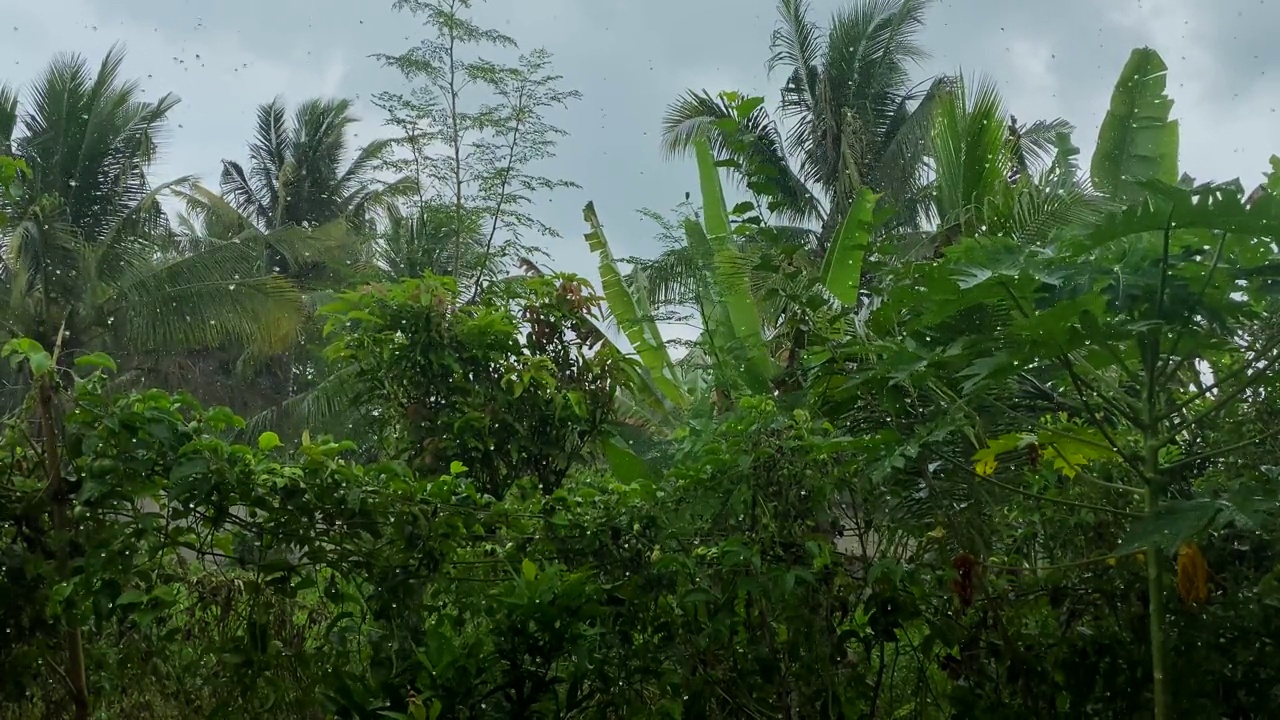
874, 75, 952, 231
107, 237, 305, 354
337, 138, 395, 197
3, 196, 85, 316
927, 73, 1014, 236
244, 364, 365, 439
661, 90, 821, 223
95, 175, 195, 286
769, 0, 826, 123
628, 245, 702, 310
1006, 182, 1106, 245
368, 202, 492, 281
219, 160, 271, 228
0, 84, 18, 152
247, 98, 289, 222
18, 45, 178, 249
1014, 116, 1074, 175
172, 182, 257, 242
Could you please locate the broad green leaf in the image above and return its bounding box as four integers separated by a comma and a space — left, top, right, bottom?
628, 266, 687, 406
74, 351, 118, 372
820, 188, 880, 305
3, 338, 49, 375
26, 351, 52, 377
521, 558, 537, 582
1117, 500, 1218, 553
628, 269, 673, 372
695, 136, 733, 239
610, 356, 680, 429
582, 202, 685, 406
1082, 179, 1280, 247
601, 435, 653, 482
682, 217, 737, 364
257, 431, 282, 451
170, 457, 210, 482
1091, 47, 1179, 202
692, 136, 776, 392
116, 589, 148, 606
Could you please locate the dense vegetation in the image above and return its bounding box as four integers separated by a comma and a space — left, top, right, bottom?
4, 1, 1280, 718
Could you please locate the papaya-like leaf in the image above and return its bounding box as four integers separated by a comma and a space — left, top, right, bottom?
1117, 500, 1218, 553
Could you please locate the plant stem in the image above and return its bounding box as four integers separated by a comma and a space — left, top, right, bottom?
1142, 228, 1172, 720
1144, 439, 1169, 720
36, 374, 89, 719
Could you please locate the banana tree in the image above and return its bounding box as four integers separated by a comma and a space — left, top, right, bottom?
584, 128, 887, 436
583, 134, 786, 425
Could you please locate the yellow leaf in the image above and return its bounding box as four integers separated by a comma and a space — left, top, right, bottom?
1176, 542, 1209, 608
975, 456, 997, 477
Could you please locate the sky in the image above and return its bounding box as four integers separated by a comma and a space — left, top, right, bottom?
3, 0, 1278, 300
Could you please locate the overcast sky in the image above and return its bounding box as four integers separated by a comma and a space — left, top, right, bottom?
4, 0, 1278, 292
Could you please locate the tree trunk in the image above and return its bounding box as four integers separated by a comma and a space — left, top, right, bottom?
35, 375, 90, 720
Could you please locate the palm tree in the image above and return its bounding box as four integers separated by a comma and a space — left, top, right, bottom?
662, 0, 941, 249
0, 45, 303, 408
363, 201, 501, 283
921, 74, 1102, 256
164, 97, 417, 420
197, 96, 412, 284
648, 0, 1088, 319
641, 0, 945, 353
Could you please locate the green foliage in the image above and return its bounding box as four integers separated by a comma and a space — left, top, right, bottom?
0, 47, 306, 415
820, 187, 880, 305
372, 0, 581, 278
322, 273, 619, 497
582, 201, 684, 410
1091, 47, 1179, 202
691, 134, 777, 394
7, 13, 1280, 720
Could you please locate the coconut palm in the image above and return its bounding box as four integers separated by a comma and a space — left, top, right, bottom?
647, 0, 1085, 322
661, 0, 1082, 244
163, 96, 420, 420
0, 45, 303, 409
364, 201, 502, 283
662, 0, 942, 248
643, 0, 945, 351
921, 74, 1103, 256
225, 97, 404, 228
185, 96, 413, 285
